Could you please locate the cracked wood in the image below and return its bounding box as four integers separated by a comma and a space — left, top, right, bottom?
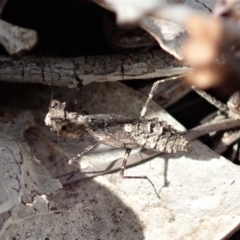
0, 50, 188, 88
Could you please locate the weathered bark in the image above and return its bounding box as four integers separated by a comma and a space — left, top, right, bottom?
0, 50, 189, 88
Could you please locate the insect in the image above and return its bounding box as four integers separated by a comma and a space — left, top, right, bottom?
45, 98, 190, 179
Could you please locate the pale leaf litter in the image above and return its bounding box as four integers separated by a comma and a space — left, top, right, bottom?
0, 81, 240, 239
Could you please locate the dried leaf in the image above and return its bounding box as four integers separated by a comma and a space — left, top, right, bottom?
140, 17, 187, 59
0, 112, 62, 214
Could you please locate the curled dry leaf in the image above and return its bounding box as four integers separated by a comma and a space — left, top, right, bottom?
140, 16, 187, 59
139, 0, 214, 60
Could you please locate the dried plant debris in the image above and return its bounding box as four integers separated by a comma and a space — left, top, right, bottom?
1, 81, 240, 239
0, 111, 62, 214
96, 0, 213, 59
0, 50, 186, 87
0, 0, 236, 89
140, 16, 187, 60
95, 0, 240, 89
3, 0, 240, 238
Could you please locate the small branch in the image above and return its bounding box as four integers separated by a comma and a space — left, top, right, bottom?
0, 50, 189, 87
213, 130, 240, 154
183, 118, 240, 141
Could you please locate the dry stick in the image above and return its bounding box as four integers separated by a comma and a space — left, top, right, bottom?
182, 118, 240, 140
213, 130, 240, 154
57, 118, 240, 185
0, 51, 189, 87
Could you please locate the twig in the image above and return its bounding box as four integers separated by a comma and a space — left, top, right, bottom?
213, 130, 240, 154
183, 118, 240, 141
57, 118, 240, 185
